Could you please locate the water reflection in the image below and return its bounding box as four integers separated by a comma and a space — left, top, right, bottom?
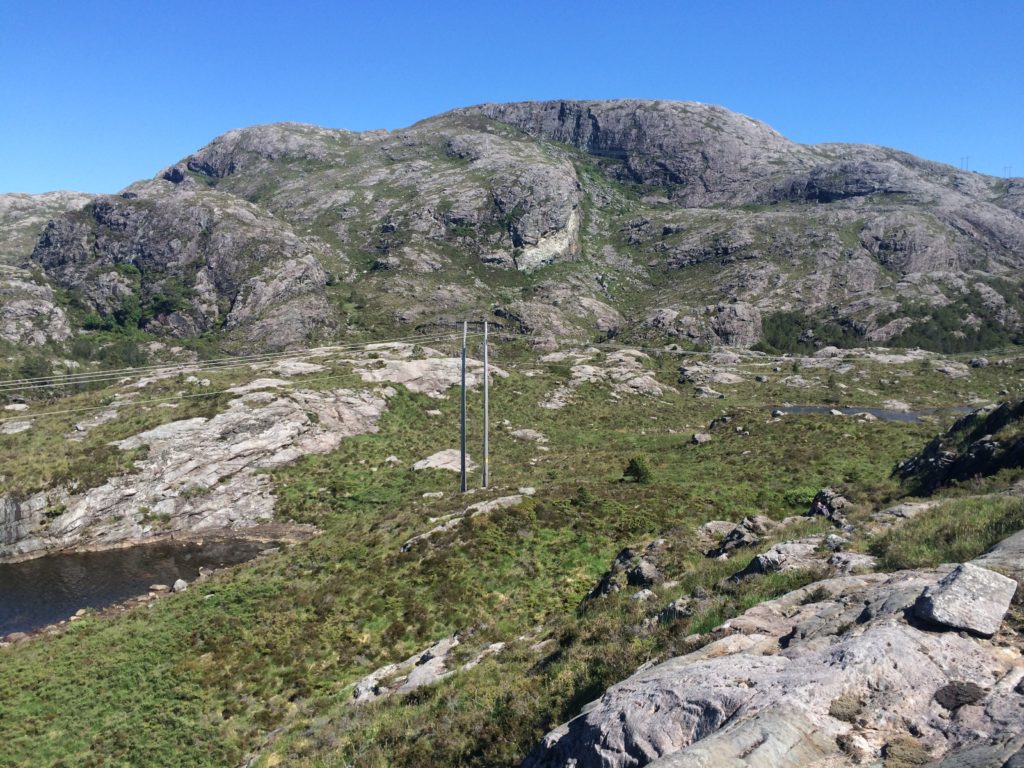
0, 539, 268, 636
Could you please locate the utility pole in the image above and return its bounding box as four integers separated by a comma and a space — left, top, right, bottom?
460, 320, 467, 493
482, 320, 489, 488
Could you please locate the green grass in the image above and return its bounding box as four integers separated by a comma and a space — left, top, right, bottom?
0, 376, 234, 498
869, 496, 1024, 570
0, 345, 1018, 767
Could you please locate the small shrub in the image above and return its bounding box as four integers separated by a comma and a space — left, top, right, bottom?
43, 504, 66, 520
783, 486, 818, 508
883, 734, 931, 767
179, 484, 209, 500
623, 456, 653, 484
571, 486, 595, 508
828, 692, 863, 722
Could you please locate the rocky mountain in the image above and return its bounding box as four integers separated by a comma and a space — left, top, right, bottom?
0, 191, 93, 347
2, 100, 1023, 355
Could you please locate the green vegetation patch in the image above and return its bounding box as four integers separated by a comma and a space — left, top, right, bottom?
869, 496, 1024, 570
0, 349, 997, 767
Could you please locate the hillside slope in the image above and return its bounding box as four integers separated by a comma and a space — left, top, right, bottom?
2, 100, 1023, 361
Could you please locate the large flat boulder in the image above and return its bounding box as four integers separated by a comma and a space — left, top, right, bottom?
913, 562, 1018, 636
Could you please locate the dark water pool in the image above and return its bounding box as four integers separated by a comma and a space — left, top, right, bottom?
0, 539, 269, 636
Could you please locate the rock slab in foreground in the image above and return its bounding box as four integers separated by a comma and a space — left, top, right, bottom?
523, 557, 1024, 768
913, 562, 1017, 637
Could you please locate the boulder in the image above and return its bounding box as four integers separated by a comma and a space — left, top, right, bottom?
412, 449, 476, 472
691, 432, 712, 445
585, 541, 667, 602
694, 386, 724, 399
172, 579, 188, 593
729, 537, 825, 581
695, 520, 739, 551
825, 533, 848, 551
706, 516, 775, 558
510, 428, 548, 443
626, 559, 661, 588
659, 598, 694, 624
913, 563, 1017, 636
807, 488, 852, 530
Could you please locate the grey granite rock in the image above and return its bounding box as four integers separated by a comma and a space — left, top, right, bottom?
2, 101, 1020, 355
1, 386, 392, 558
913, 563, 1017, 636
523, 556, 1024, 768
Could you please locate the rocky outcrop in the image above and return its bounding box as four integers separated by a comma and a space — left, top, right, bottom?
400, 492, 531, 551
412, 449, 474, 473
6, 101, 1024, 354
704, 515, 776, 558
524, 544, 1023, 768
0, 191, 93, 264
584, 540, 667, 602
0, 386, 392, 559
899, 401, 1024, 493
30, 185, 335, 349
806, 487, 853, 531
355, 355, 507, 398
352, 630, 505, 704
540, 349, 675, 409
461, 100, 809, 207
0, 268, 72, 346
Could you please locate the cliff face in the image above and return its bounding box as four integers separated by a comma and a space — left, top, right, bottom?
31, 184, 334, 349
2, 100, 1023, 352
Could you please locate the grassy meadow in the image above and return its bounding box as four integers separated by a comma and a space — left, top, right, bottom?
0, 343, 1022, 767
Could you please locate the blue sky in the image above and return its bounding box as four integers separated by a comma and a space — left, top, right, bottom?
1, 0, 1021, 193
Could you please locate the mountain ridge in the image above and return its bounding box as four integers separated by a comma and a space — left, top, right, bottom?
2, 99, 1022, 359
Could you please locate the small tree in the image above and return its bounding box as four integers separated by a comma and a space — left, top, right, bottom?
623, 456, 653, 484
572, 485, 595, 508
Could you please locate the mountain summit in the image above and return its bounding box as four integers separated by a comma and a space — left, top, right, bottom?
3, 99, 1022, 354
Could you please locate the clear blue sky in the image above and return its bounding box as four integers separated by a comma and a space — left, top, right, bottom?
1, 0, 1021, 193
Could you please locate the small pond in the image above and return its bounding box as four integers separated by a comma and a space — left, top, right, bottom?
0, 538, 269, 637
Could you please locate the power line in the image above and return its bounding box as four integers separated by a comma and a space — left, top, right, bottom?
0, 331, 461, 389
0, 333, 487, 425
0, 331, 470, 394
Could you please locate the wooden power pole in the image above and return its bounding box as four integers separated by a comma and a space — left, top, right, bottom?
460, 320, 467, 493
